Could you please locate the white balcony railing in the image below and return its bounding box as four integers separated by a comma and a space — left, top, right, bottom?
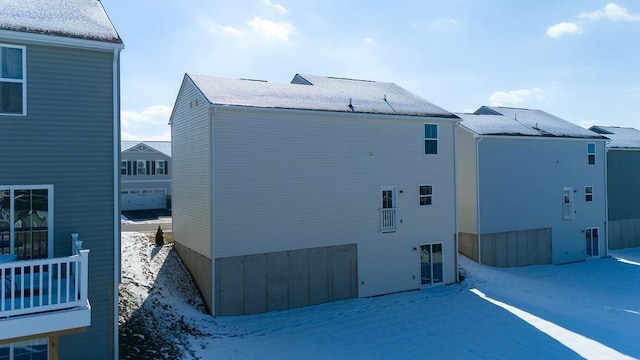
380, 208, 398, 233
0, 249, 89, 319
563, 203, 575, 220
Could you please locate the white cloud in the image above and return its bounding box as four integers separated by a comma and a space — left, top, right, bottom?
489, 88, 545, 106
262, 0, 288, 14
248, 17, 295, 41
121, 105, 172, 141
546, 22, 583, 38
579, 3, 640, 22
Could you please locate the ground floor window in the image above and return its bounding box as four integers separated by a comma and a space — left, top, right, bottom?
0, 337, 48, 360
420, 243, 443, 286
0, 185, 52, 259
585, 227, 599, 258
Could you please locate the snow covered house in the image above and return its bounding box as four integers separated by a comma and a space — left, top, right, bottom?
170, 73, 459, 316
456, 106, 608, 267
121, 140, 172, 210
0, 1, 123, 359
589, 126, 640, 249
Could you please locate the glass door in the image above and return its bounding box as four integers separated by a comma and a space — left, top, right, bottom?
585, 227, 599, 258
420, 243, 443, 286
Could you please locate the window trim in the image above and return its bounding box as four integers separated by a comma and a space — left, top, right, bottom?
585, 186, 593, 202
563, 186, 575, 220
120, 160, 127, 175
424, 123, 438, 155
0, 337, 49, 359
418, 184, 433, 206
136, 160, 146, 176
587, 142, 596, 166
0, 185, 54, 259
156, 160, 165, 175
0, 43, 27, 116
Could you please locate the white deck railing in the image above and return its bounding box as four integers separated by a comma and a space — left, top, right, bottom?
381, 208, 398, 233
0, 250, 89, 318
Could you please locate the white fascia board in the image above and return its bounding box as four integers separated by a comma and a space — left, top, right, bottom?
0, 29, 124, 51
0, 305, 91, 341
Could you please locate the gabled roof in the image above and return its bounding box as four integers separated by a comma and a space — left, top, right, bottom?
121, 141, 171, 157
183, 73, 457, 118
457, 106, 607, 139
0, 0, 122, 43
590, 126, 640, 149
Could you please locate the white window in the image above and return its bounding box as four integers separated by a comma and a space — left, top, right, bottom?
0, 337, 48, 359
156, 160, 165, 175
0, 44, 26, 115
585, 186, 593, 202
136, 160, 146, 176
585, 227, 599, 258
0, 185, 52, 259
120, 160, 127, 175
424, 124, 438, 154
563, 187, 575, 220
380, 186, 398, 232
418, 185, 433, 206
587, 143, 596, 165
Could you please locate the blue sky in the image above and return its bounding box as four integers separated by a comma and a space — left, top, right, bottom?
101, 1, 640, 140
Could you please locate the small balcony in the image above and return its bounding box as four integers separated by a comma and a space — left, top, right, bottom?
0, 236, 90, 341
380, 208, 398, 233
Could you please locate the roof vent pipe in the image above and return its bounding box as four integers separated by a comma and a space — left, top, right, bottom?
349, 98, 354, 112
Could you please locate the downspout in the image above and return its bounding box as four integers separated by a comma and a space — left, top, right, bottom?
209, 105, 216, 316
112, 47, 121, 360
476, 136, 483, 265
453, 120, 461, 282
603, 140, 610, 257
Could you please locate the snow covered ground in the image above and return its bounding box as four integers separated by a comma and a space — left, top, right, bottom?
119, 231, 640, 359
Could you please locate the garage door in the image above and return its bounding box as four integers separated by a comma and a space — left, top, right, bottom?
121, 189, 166, 210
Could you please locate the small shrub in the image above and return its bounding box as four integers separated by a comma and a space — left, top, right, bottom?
155, 226, 164, 246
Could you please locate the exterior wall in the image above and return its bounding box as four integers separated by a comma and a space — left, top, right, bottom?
477, 137, 607, 264
459, 232, 478, 261
215, 244, 357, 316
211, 106, 458, 302
0, 41, 117, 358
456, 127, 478, 235
171, 78, 214, 308
121, 151, 171, 191
480, 228, 551, 267
607, 149, 640, 249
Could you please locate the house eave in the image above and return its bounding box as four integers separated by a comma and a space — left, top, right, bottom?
0, 28, 124, 51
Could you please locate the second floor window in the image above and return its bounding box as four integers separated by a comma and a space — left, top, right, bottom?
424, 124, 438, 154
0, 44, 26, 115
419, 185, 433, 206
587, 143, 596, 165
585, 186, 593, 202
136, 160, 146, 175
156, 160, 165, 175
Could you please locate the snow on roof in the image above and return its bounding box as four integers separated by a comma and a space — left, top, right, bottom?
462, 106, 607, 139
0, 0, 121, 43
590, 126, 640, 149
122, 140, 172, 157
186, 73, 457, 118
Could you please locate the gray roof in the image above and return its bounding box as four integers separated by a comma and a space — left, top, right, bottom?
122, 141, 171, 157
0, 0, 121, 43
458, 106, 606, 139
590, 126, 640, 149
185, 73, 457, 118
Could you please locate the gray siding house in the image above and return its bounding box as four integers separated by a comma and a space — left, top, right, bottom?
456, 106, 608, 267
0, 1, 122, 359
121, 141, 171, 211
590, 126, 640, 249
170, 73, 459, 316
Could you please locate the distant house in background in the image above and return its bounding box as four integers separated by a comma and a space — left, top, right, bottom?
170, 73, 459, 316
0, 1, 123, 359
121, 140, 171, 211
456, 106, 608, 267
589, 126, 640, 249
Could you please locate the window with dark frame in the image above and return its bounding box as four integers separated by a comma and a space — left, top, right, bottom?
585, 186, 593, 202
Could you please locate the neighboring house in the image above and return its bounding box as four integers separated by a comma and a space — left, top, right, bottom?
170, 73, 459, 316
121, 140, 171, 211
0, 1, 123, 359
456, 106, 608, 267
589, 126, 640, 249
